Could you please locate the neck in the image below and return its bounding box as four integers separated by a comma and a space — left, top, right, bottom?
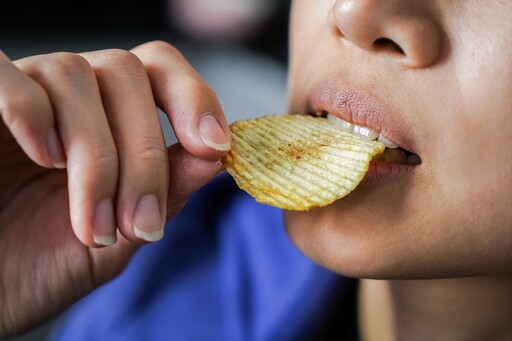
359, 276, 512, 341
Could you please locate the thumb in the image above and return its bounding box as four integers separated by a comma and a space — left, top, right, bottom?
167, 142, 226, 215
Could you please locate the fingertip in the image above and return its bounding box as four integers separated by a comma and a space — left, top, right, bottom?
92, 198, 117, 247
93, 234, 117, 247
134, 227, 164, 242
45, 127, 67, 169
132, 194, 165, 243
198, 113, 231, 152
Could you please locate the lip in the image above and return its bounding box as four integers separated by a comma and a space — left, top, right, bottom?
308, 81, 416, 154
362, 160, 417, 184
306, 81, 420, 182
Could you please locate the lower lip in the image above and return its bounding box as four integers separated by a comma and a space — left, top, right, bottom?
361, 161, 418, 184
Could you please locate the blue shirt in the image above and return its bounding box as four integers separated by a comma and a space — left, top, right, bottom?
51, 175, 359, 340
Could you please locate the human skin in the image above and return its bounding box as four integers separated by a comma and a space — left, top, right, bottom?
0, 42, 231, 336
1, 1, 512, 339
285, 0, 512, 339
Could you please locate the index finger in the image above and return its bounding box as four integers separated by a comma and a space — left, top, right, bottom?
131, 41, 231, 160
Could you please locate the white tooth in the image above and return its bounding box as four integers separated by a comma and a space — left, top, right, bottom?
327, 113, 353, 132
339, 120, 353, 132
378, 134, 399, 149
327, 112, 338, 125
353, 124, 379, 140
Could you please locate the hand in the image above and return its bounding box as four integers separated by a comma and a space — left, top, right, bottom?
0, 41, 231, 336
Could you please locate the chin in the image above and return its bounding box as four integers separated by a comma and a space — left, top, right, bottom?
282, 177, 503, 280
283, 182, 411, 279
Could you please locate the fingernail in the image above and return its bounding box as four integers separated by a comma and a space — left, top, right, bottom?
93, 198, 117, 246
46, 128, 66, 169
133, 195, 164, 242
198, 114, 231, 151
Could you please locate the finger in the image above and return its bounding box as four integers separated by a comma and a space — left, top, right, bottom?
131, 41, 231, 160
1, 51, 66, 168
166, 142, 225, 215
81, 49, 168, 243
17, 52, 119, 247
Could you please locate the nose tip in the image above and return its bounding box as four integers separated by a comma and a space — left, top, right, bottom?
330, 0, 443, 68
330, 0, 379, 50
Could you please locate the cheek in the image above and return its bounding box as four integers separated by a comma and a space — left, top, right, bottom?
288, 1, 333, 106
428, 47, 512, 234
436, 0, 512, 215
430, 111, 512, 269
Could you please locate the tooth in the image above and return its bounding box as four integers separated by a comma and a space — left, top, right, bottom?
338, 120, 353, 132
353, 124, 379, 140
327, 112, 339, 125
327, 113, 381, 139
327, 113, 353, 132
378, 134, 399, 149
383, 149, 407, 163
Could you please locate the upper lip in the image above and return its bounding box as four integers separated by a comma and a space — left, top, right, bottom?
308, 81, 417, 154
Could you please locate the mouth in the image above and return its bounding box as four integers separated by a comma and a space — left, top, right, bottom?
322, 112, 421, 165
308, 83, 421, 180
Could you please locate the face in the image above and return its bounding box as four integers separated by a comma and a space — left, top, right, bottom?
285, 0, 512, 279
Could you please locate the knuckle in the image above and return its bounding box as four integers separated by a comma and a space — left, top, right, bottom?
96, 49, 147, 82
42, 52, 93, 81
138, 146, 168, 166
100, 49, 144, 70
67, 141, 119, 189
92, 143, 119, 172
137, 40, 184, 59
135, 137, 168, 167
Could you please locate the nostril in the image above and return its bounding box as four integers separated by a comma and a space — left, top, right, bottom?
373, 38, 405, 55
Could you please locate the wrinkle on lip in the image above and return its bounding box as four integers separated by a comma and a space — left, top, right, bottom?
333, 88, 382, 130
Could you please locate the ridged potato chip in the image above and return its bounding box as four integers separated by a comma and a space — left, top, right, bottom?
222, 114, 385, 210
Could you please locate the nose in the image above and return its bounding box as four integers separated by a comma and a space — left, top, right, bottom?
330, 0, 443, 68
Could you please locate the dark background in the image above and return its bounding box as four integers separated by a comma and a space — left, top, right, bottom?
0, 0, 290, 63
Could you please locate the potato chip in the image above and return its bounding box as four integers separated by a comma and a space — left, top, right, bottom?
222, 114, 385, 210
